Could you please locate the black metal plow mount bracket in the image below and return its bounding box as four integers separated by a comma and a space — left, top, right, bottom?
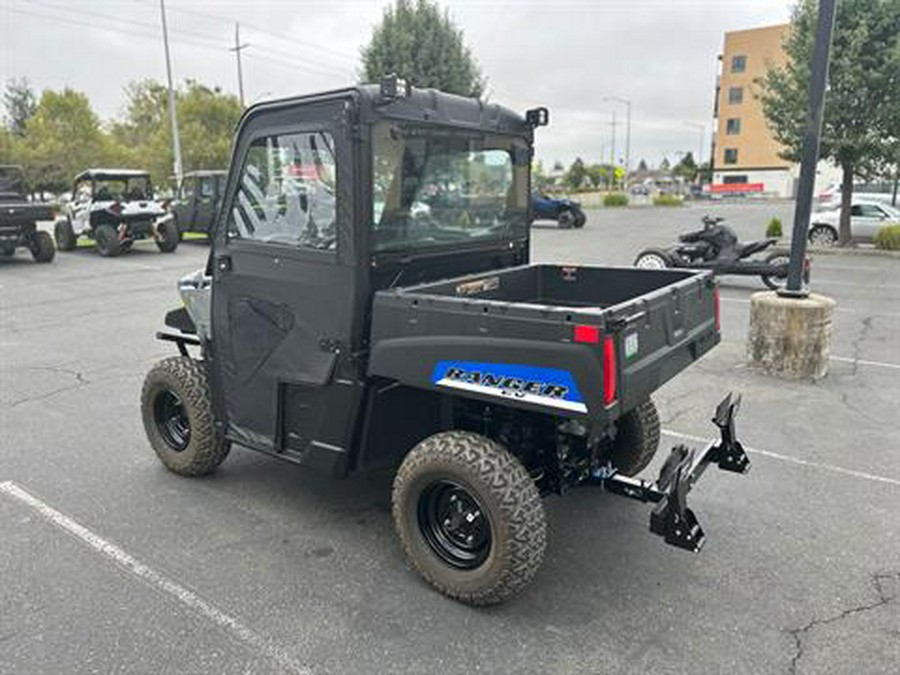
591, 392, 751, 552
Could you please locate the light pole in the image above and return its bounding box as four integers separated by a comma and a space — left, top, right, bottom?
683, 121, 705, 165
604, 96, 631, 186
159, 0, 182, 185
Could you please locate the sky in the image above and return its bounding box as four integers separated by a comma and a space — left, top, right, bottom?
0, 0, 791, 168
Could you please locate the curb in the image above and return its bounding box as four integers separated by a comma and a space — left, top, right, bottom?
773, 242, 900, 259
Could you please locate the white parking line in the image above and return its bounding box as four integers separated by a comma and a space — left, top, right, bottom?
661, 430, 900, 488
830, 355, 900, 371
0, 481, 311, 675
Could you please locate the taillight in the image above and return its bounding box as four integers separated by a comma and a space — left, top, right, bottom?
602, 335, 617, 406
714, 286, 721, 332
573, 324, 600, 344
108, 202, 122, 215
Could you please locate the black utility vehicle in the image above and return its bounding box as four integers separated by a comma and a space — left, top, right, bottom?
164, 170, 227, 237
634, 214, 808, 290
0, 165, 56, 263
141, 78, 750, 605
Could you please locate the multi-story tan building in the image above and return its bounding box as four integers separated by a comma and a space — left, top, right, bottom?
712, 24, 794, 195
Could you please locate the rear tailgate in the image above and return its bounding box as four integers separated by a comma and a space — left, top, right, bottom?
605, 272, 719, 411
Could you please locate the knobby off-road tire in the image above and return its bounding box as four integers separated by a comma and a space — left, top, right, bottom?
392, 431, 547, 605
156, 218, 179, 253
30, 230, 55, 263
141, 356, 230, 476
608, 398, 660, 477
54, 218, 77, 251
95, 224, 121, 257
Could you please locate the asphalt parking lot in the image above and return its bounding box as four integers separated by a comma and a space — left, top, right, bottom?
1, 201, 898, 675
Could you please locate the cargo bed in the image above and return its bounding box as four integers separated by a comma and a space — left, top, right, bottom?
369, 264, 720, 422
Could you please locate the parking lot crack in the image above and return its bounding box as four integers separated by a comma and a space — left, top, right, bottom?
786, 571, 899, 675
847, 316, 874, 376
5, 366, 90, 409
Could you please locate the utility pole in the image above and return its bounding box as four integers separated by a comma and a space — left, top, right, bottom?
609, 111, 617, 190
230, 22, 250, 107
159, 0, 182, 185
604, 97, 631, 187
781, 0, 837, 296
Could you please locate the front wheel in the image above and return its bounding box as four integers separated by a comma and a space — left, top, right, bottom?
633, 248, 672, 269
141, 356, 230, 476
155, 218, 179, 253
29, 231, 56, 263
392, 431, 547, 605
557, 210, 575, 229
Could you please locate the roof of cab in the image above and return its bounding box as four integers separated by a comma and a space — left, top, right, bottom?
74, 168, 151, 181
241, 84, 532, 136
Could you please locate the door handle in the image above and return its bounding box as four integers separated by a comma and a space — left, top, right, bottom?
216, 255, 232, 273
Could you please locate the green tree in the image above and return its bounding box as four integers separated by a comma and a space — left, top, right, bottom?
565, 157, 586, 190
760, 0, 900, 244
4, 78, 38, 136
361, 0, 483, 97
673, 151, 698, 182
18, 88, 124, 194
112, 79, 241, 186
637, 158, 649, 172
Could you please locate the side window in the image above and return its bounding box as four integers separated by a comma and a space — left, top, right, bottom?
728, 87, 744, 105
731, 55, 747, 73
227, 130, 337, 250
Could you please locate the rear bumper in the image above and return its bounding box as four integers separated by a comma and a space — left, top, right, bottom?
591, 392, 750, 552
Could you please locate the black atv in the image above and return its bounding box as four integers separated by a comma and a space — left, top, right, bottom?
634, 215, 808, 290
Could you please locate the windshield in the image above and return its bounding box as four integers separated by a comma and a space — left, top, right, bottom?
92, 176, 152, 201
371, 121, 529, 253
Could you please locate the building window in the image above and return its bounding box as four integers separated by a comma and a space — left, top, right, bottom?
731, 55, 747, 73
723, 175, 748, 184
726, 118, 741, 135
728, 87, 743, 105
723, 148, 739, 165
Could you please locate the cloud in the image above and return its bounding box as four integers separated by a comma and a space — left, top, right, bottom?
1, 0, 791, 165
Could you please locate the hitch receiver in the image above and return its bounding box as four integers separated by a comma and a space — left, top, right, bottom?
593, 392, 750, 552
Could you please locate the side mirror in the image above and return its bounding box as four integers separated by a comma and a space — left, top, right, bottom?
526, 107, 549, 127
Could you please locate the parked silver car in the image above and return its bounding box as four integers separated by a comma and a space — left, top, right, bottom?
808, 199, 899, 246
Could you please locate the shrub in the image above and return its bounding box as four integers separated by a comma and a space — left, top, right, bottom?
874, 224, 900, 250
652, 194, 683, 207
766, 217, 783, 238
603, 193, 629, 207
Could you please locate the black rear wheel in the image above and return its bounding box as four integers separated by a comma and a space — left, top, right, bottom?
156, 218, 179, 253
573, 207, 586, 228
95, 224, 122, 257
392, 431, 546, 605
608, 398, 660, 477
29, 230, 55, 263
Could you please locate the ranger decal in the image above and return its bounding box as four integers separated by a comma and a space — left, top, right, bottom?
431, 361, 587, 413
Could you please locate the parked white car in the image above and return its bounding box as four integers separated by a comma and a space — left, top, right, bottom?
808, 199, 900, 246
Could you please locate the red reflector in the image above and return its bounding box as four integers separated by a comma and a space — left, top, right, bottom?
714, 286, 721, 331
602, 336, 617, 406
573, 324, 600, 344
